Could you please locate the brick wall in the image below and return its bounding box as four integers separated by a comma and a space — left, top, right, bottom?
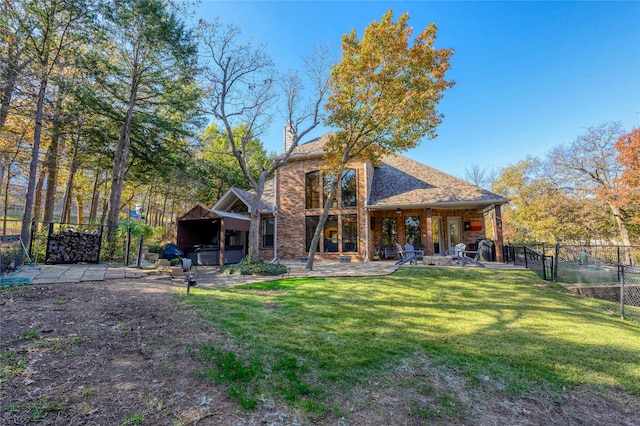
275, 158, 368, 261
369, 208, 488, 255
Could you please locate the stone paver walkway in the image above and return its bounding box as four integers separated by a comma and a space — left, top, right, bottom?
4, 260, 524, 286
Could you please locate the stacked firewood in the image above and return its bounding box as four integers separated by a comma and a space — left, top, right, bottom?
46, 228, 100, 264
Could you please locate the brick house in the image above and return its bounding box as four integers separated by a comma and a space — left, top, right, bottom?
189, 132, 508, 264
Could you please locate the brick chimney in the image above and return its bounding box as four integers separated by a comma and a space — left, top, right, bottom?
283, 123, 295, 153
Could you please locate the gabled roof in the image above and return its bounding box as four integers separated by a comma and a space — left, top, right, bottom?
211, 182, 275, 214
368, 154, 508, 210
177, 204, 218, 221
178, 204, 251, 222
177, 204, 250, 231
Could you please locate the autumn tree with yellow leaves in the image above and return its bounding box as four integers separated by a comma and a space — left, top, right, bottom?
305, 9, 454, 270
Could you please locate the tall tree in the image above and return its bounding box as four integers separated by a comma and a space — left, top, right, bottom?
199, 19, 331, 260
0, 0, 32, 133
194, 123, 270, 205
305, 9, 454, 270
99, 0, 200, 237
613, 128, 640, 235
549, 122, 632, 246
8, 0, 89, 244
464, 163, 498, 190
491, 157, 613, 244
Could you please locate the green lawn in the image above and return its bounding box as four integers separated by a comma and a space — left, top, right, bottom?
182, 267, 640, 416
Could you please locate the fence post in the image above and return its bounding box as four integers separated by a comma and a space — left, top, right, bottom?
617, 246, 621, 282
44, 222, 54, 263
125, 226, 131, 266
29, 219, 37, 259
96, 225, 104, 264
554, 243, 560, 282
136, 236, 143, 268
542, 246, 548, 281
619, 265, 625, 320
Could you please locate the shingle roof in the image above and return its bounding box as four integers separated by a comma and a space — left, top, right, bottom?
235, 132, 507, 211
286, 132, 333, 159
234, 184, 275, 213
368, 154, 508, 209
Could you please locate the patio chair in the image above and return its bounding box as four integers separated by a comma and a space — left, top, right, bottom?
395, 242, 418, 265
405, 243, 424, 263
454, 243, 485, 267
454, 243, 466, 261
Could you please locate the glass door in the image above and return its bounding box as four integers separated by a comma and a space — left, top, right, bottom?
432, 217, 443, 255
447, 217, 462, 251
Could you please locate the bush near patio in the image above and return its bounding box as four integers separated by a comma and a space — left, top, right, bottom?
182, 267, 640, 421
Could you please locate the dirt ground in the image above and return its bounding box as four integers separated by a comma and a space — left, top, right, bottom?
1, 278, 639, 426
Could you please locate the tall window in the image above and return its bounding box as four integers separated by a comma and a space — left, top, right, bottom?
323, 175, 338, 208
305, 216, 319, 251
342, 214, 358, 252
305, 171, 320, 209
262, 218, 274, 248
324, 215, 338, 252
341, 169, 357, 207
382, 217, 397, 246
405, 216, 421, 246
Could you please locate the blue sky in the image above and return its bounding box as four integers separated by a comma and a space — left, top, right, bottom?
197, 1, 640, 178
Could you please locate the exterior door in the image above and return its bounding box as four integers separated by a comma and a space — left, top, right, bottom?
432, 217, 443, 255
447, 217, 462, 251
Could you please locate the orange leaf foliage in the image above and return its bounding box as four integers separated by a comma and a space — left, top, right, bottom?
613, 128, 640, 223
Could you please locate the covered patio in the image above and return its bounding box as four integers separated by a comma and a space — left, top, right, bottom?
176, 204, 250, 266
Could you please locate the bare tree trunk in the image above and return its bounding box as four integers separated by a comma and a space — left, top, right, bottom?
100, 175, 109, 225
89, 169, 101, 223
43, 121, 62, 222
21, 76, 48, 244
33, 163, 46, 222
2, 141, 22, 234
76, 193, 84, 224
160, 184, 169, 226
3, 168, 12, 235
247, 174, 267, 260
61, 132, 79, 224
107, 71, 139, 237
144, 183, 154, 225
170, 187, 176, 225
610, 204, 631, 247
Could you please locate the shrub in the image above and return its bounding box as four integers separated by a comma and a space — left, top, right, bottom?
147, 243, 161, 254
221, 257, 287, 276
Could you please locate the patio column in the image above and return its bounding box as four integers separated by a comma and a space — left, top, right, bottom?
494, 205, 504, 262
425, 208, 434, 256
219, 217, 226, 266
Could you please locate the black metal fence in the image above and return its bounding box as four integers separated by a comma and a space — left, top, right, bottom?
503, 244, 553, 281
0, 219, 153, 273
554, 245, 640, 309
504, 243, 640, 314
